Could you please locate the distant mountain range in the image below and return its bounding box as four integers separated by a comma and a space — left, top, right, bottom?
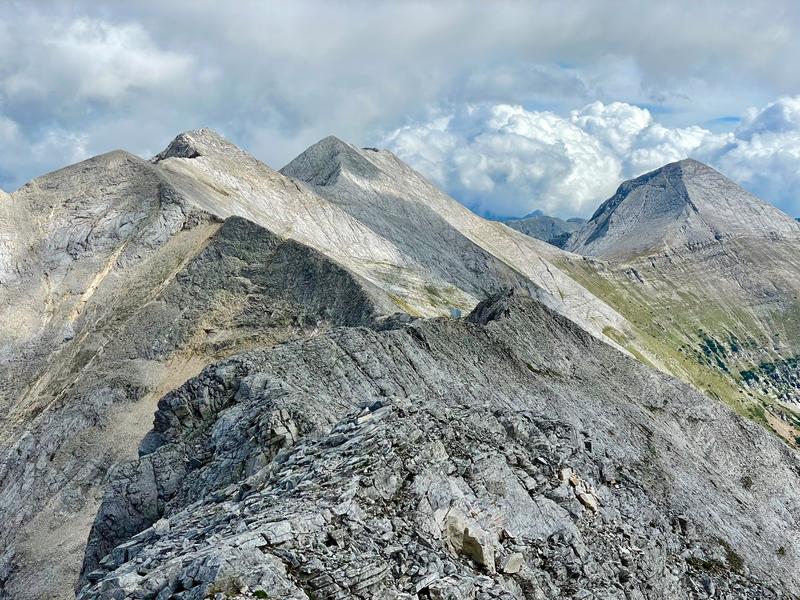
1, 131, 799, 599
502, 213, 586, 248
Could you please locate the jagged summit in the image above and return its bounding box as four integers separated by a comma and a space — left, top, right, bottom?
152, 128, 246, 163
565, 158, 800, 258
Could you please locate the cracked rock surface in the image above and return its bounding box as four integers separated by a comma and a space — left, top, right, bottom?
0, 130, 649, 600
0, 147, 393, 599
78, 291, 800, 599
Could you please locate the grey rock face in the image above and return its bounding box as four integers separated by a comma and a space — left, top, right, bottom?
78, 292, 800, 599
0, 147, 396, 599
504, 215, 585, 248
566, 159, 800, 259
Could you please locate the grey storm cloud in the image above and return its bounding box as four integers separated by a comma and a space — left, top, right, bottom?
1, 0, 799, 217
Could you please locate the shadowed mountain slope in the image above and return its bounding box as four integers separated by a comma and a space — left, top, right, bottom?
0, 145, 400, 599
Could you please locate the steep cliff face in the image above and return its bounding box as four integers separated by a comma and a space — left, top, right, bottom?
78, 292, 800, 599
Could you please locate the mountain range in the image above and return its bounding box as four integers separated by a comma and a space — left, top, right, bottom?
1, 131, 799, 599
503, 213, 586, 248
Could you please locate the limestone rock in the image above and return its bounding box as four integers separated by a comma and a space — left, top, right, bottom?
4, 130, 800, 600
74, 291, 800, 599
577, 492, 599, 513
280, 135, 635, 344
462, 526, 496, 572
500, 553, 524, 575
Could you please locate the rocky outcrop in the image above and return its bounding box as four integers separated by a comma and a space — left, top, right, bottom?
0, 129, 640, 599
78, 292, 800, 599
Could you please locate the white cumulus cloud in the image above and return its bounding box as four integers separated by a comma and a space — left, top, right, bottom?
384, 101, 722, 217
713, 97, 800, 213
384, 97, 800, 219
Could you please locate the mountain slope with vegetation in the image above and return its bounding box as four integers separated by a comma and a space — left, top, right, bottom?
560, 159, 800, 442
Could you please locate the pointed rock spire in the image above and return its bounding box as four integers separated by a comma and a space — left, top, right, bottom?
153, 128, 245, 163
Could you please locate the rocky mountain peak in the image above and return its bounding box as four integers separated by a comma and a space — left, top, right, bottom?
152, 128, 246, 163
280, 135, 383, 186
503, 213, 586, 248
565, 158, 800, 258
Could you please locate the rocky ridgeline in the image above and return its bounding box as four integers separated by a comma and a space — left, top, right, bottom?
77, 292, 800, 599
3, 130, 800, 599
0, 157, 394, 599
0, 129, 637, 599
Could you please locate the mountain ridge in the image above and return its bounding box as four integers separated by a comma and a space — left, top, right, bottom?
557, 158, 800, 433
565, 158, 800, 258
77, 290, 800, 598
0, 129, 643, 599
504, 213, 586, 248
2, 131, 800, 598
280, 134, 636, 346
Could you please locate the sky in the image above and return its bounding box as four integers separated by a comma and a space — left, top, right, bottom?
1, 1, 799, 218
